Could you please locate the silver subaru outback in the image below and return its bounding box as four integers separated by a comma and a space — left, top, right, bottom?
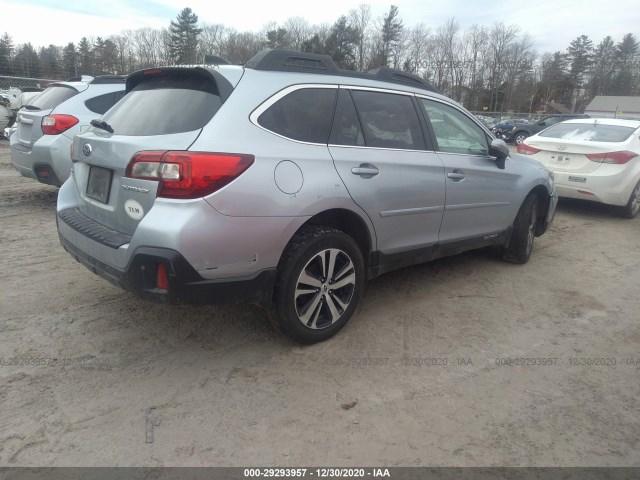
57, 49, 557, 343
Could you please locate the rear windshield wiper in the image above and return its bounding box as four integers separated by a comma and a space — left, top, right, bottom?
90, 119, 114, 134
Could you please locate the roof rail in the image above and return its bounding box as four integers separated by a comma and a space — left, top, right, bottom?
90, 75, 126, 84
367, 67, 437, 92
245, 49, 439, 93
246, 49, 338, 73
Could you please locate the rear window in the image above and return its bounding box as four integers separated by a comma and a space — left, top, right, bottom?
539, 123, 637, 142
100, 72, 222, 136
27, 85, 78, 111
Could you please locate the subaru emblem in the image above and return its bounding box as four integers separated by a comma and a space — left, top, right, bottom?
82, 143, 92, 156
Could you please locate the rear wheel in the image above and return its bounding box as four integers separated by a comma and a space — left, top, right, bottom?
502, 193, 538, 264
513, 132, 527, 145
270, 226, 365, 344
621, 181, 640, 219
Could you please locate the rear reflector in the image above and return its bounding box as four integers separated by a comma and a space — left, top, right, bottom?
42, 114, 78, 135
577, 190, 594, 196
156, 263, 168, 291
125, 151, 255, 199
516, 143, 541, 155
585, 150, 638, 164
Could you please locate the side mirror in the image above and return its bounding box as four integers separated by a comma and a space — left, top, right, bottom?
489, 138, 509, 169
538, 121, 546, 126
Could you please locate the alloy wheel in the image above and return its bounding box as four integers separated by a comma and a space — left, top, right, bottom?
294, 248, 356, 329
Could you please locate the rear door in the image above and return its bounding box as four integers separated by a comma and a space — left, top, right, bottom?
71, 68, 231, 235
15, 84, 82, 149
329, 87, 445, 254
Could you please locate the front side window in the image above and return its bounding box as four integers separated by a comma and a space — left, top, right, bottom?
258, 88, 337, 144
350, 90, 425, 150
420, 99, 488, 155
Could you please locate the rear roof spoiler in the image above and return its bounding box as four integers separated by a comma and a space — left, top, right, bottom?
125, 67, 234, 103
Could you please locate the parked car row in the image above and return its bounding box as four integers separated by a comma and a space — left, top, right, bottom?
10, 75, 125, 185
7, 49, 637, 343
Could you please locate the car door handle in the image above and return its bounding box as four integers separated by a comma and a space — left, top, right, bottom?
351, 165, 379, 177
447, 171, 465, 181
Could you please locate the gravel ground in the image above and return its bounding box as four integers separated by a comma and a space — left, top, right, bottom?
0, 140, 639, 467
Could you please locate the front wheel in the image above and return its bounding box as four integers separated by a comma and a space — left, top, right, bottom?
620, 181, 640, 219
513, 132, 527, 145
270, 226, 365, 344
502, 193, 538, 264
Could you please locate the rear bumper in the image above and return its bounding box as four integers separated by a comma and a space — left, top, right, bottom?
10, 133, 72, 187
553, 167, 639, 206
58, 224, 276, 307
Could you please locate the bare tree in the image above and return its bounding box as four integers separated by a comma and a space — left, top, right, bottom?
348, 4, 372, 71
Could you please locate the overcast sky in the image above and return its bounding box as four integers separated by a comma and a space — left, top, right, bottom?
2, 0, 639, 54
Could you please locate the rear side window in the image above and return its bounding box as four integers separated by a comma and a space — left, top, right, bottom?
27, 85, 78, 111
258, 88, 337, 144
539, 123, 636, 142
100, 72, 222, 136
350, 90, 425, 150
85, 93, 117, 115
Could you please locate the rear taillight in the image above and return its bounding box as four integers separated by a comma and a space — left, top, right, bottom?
585, 150, 638, 164
125, 151, 255, 199
42, 114, 78, 135
516, 143, 541, 155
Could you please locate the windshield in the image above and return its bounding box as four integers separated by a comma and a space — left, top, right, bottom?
26, 84, 78, 111
100, 72, 223, 136
539, 123, 636, 142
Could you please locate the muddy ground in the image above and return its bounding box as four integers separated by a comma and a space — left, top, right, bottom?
0, 140, 638, 467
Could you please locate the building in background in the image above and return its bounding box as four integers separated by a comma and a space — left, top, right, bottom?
585, 96, 640, 119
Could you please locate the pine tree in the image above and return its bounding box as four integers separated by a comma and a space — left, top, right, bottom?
168, 8, 202, 64
78, 37, 93, 75
324, 16, 359, 70
0, 32, 14, 75
62, 43, 77, 79
612, 33, 639, 95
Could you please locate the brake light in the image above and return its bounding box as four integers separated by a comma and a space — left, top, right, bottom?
42, 114, 78, 135
585, 150, 638, 164
516, 143, 541, 155
125, 151, 255, 199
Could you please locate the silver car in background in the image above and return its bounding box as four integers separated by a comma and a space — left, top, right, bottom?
10, 76, 126, 186
57, 49, 557, 343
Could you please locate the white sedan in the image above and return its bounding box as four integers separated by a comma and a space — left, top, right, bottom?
517, 118, 640, 218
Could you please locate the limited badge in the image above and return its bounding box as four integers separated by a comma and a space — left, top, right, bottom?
124, 199, 144, 220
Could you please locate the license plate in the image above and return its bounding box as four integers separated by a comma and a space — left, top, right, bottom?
86, 166, 112, 203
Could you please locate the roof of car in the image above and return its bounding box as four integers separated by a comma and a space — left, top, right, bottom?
559, 118, 640, 128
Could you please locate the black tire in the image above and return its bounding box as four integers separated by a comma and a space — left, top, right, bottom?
270, 226, 365, 344
513, 132, 527, 145
620, 181, 640, 219
502, 193, 539, 264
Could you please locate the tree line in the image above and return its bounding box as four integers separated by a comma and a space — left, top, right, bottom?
1, 5, 639, 113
